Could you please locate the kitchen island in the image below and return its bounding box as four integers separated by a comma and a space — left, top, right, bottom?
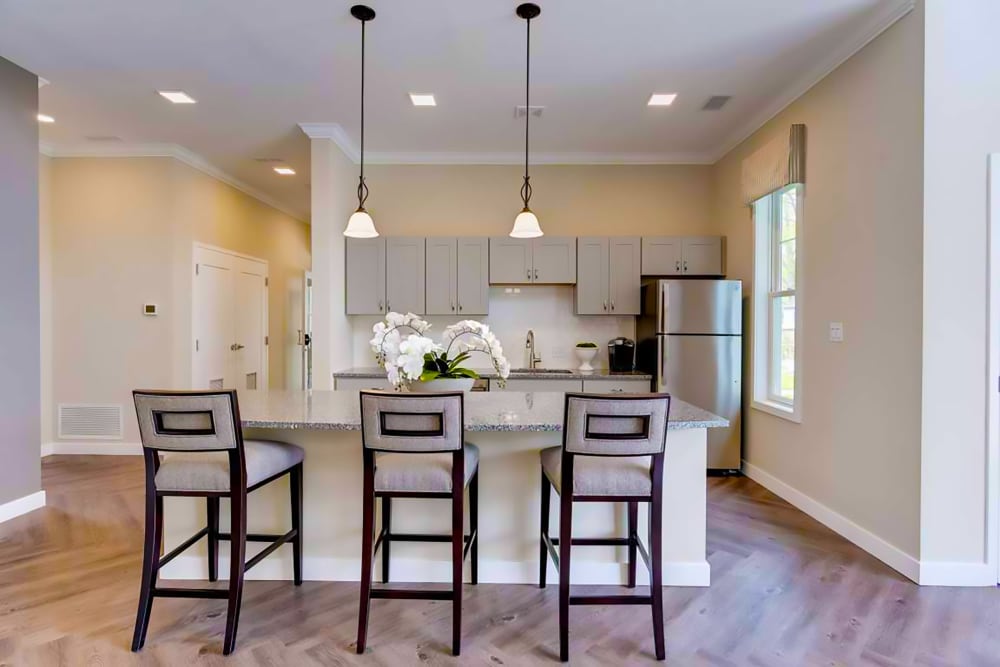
159, 390, 726, 587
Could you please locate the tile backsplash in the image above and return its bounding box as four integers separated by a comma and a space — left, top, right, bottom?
349, 286, 634, 371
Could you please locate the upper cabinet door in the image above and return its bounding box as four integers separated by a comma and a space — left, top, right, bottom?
641, 237, 683, 275
425, 237, 457, 315
575, 236, 609, 315
456, 237, 489, 315
386, 237, 426, 314
489, 237, 533, 284
681, 237, 724, 276
609, 237, 641, 315
532, 237, 577, 284
345, 237, 386, 315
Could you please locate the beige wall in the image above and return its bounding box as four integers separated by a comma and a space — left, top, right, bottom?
711, 8, 924, 560
39, 155, 52, 447
362, 164, 713, 237
47, 157, 310, 443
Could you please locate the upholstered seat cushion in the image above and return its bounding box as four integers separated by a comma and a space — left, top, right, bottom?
374, 443, 479, 493
155, 440, 304, 492
539, 446, 652, 497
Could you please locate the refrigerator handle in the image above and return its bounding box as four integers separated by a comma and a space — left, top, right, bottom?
659, 282, 668, 333
657, 335, 664, 392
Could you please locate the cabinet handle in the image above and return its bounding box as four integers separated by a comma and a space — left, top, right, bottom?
675, 260, 680, 272
683, 261, 688, 272
602, 300, 607, 311
611, 301, 615, 311
378, 299, 384, 312
459, 304, 463, 312
451, 302, 455, 311
534, 269, 539, 280
527, 269, 531, 279
386, 300, 391, 312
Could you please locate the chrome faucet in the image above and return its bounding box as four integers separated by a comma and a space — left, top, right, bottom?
526, 329, 542, 369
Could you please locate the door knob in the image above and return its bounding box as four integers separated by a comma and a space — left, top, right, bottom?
230, 343, 245, 351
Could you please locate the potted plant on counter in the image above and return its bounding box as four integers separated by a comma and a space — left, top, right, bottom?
575, 342, 598, 373
370, 312, 511, 391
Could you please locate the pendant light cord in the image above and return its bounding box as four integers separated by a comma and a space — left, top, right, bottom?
357, 17, 369, 209
520, 14, 532, 209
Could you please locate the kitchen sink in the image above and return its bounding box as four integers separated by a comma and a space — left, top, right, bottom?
510, 368, 575, 374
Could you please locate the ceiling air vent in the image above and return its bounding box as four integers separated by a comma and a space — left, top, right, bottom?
515, 105, 544, 118
701, 96, 732, 111
253, 157, 285, 163
58, 404, 123, 440
85, 135, 122, 142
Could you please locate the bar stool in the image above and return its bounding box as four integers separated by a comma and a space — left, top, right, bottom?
356, 390, 479, 656
538, 392, 672, 662
131, 390, 304, 655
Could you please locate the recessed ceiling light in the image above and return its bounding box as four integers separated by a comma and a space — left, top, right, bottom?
158, 90, 197, 104
273, 167, 296, 175
37, 114, 55, 123
409, 94, 436, 107
647, 93, 677, 107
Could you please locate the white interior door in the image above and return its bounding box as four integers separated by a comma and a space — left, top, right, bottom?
193, 245, 269, 391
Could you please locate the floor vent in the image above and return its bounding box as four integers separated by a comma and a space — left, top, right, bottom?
58, 404, 123, 440
701, 95, 732, 111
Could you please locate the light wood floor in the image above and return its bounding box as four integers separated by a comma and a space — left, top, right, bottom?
1, 457, 998, 666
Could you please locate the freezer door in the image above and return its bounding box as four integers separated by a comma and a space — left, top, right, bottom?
658, 280, 742, 335
658, 334, 742, 470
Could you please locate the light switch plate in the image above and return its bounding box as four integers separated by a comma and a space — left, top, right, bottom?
829, 321, 844, 342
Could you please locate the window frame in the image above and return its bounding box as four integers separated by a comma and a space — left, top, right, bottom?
752, 184, 804, 423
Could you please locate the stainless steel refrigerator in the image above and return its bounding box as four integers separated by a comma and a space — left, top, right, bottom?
636, 279, 743, 472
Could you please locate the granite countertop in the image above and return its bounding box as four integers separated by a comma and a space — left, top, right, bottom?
333, 366, 653, 381
239, 390, 727, 432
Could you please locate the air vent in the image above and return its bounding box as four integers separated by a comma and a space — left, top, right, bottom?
58, 404, 123, 440
253, 157, 285, 163
515, 105, 544, 118
701, 96, 732, 111
85, 135, 122, 142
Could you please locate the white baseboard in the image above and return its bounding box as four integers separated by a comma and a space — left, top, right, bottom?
160, 555, 710, 587
742, 461, 920, 583
918, 561, 996, 587
0, 490, 47, 524
42, 441, 142, 456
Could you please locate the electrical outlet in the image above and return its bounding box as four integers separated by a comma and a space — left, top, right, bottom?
829, 322, 844, 343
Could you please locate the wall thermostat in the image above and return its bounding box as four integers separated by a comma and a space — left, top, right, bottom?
143, 304, 158, 316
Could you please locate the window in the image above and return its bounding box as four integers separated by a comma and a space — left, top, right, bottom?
752, 184, 802, 421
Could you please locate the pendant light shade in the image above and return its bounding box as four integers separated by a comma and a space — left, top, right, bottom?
510, 3, 543, 238
345, 5, 378, 238
511, 208, 543, 238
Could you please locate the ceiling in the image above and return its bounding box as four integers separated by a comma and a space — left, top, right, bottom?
0, 0, 913, 220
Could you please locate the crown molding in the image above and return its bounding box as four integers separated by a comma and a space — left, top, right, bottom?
708, 0, 916, 162
298, 123, 361, 163
38, 141, 306, 221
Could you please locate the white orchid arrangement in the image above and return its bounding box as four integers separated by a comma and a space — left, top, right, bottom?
370, 312, 511, 388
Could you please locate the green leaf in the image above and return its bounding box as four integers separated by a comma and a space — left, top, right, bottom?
451, 368, 479, 378
419, 369, 440, 382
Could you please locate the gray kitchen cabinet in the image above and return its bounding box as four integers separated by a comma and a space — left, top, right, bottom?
582, 378, 651, 393
489, 237, 577, 284
345, 237, 386, 315
532, 237, 577, 283
489, 237, 533, 284
425, 237, 457, 315
642, 237, 683, 275
576, 236, 640, 315
425, 237, 489, 316
609, 237, 642, 314
576, 236, 610, 314
642, 235, 724, 276
499, 378, 584, 392
334, 376, 393, 391
456, 237, 489, 315
681, 237, 724, 275
385, 237, 425, 314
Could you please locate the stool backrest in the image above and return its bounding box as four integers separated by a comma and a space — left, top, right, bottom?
133, 389, 243, 452
563, 392, 671, 456
360, 390, 464, 452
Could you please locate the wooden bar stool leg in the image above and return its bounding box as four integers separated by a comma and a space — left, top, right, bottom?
131, 489, 162, 651
469, 470, 479, 586
290, 463, 303, 586
222, 491, 247, 656
451, 483, 464, 656
380, 497, 391, 583
558, 490, 573, 662
539, 471, 550, 588
356, 455, 375, 654
207, 497, 219, 582
627, 501, 638, 589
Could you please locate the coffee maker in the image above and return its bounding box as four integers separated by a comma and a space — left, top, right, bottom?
607, 337, 635, 372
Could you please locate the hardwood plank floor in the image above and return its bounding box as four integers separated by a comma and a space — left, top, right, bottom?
1, 456, 998, 665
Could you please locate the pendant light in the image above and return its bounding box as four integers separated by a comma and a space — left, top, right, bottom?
344, 5, 378, 238
510, 3, 544, 238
